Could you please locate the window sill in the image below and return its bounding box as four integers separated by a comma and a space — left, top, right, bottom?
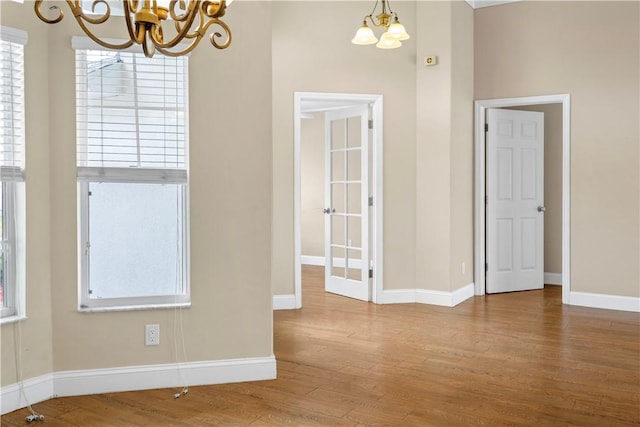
1, 314, 27, 325
78, 302, 191, 313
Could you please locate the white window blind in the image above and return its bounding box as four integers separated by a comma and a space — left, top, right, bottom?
0, 28, 26, 178
0, 26, 27, 321
75, 50, 187, 171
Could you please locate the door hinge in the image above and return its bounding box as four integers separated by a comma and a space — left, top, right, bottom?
369, 268, 373, 279
485, 195, 488, 204
484, 123, 489, 132
368, 119, 373, 130
485, 263, 488, 272
368, 196, 373, 207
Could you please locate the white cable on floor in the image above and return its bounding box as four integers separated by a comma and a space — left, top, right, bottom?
14, 321, 45, 422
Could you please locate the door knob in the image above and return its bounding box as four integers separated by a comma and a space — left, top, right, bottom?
537, 206, 546, 212
323, 208, 335, 214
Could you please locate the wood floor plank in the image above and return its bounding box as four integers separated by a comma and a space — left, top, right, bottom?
2, 265, 639, 425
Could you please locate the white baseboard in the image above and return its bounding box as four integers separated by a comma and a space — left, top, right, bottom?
382, 283, 474, 307
569, 292, 640, 313
1, 373, 54, 415
381, 289, 416, 304
451, 283, 476, 306
1, 356, 276, 415
300, 255, 362, 269
273, 294, 297, 310
544, 272, 562, 285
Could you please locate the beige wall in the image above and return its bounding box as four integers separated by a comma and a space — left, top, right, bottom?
475, 1, 639, 297
2, 1, 273, 385
414, 0, 475, 293
0, 1, 54, 386
272, 1, 420, 294
449, 0, 475, 291
301, 115, 325, 258
273, 1, 475, 296
511, 104, 563, 275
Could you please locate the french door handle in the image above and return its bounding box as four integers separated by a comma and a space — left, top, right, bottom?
537, 206, 546, 212
323, 208, 335, 214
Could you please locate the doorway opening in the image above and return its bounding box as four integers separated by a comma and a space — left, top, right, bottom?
294, 92, 384, 308
474, 94, 571, 304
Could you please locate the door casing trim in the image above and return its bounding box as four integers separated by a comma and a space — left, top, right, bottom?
294, 92, 384, 307
474, 94, 571, 304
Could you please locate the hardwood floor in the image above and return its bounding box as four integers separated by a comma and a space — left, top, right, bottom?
2, 265, 639, 426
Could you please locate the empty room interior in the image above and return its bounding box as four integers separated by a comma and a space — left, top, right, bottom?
1, 0, 639, 425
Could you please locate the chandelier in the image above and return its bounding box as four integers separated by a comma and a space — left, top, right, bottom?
34, 0, 232, 58
351, 0, 410, 49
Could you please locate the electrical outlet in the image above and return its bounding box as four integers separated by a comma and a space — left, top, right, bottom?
145, 324, 160, 346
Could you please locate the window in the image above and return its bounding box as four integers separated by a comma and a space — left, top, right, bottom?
0, 26, 27, 321
75, 45, 189, 310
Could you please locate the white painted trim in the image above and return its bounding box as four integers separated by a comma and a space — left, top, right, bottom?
1, 357, 276, 415
301, 255, 324, 266
465, 0, 521, 9
382, 283, 475, 307
0, 26, 28, 45
273, 294, 297, 310
382, 289, 416, 304
474, 94, 571, 305
544, 272, 563, 285
294, 92, 384, 308
451, 283, 476, 306
1, 374, 54, 415
54, 356, 276, 398
300, 255, 363, 269
569, 292, 640, 313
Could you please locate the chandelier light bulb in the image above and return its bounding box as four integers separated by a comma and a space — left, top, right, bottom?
376, 32, 402, 49
352, 22, 378, 45
387, 18, 410, 41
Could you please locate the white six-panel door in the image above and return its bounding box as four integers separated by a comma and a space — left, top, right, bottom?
324, 105, 371, 301
487, 108, 545, 293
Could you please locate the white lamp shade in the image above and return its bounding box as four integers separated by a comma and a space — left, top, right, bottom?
352, 24, 378, 45
376, 32, 402, 49
387, 21, 410, 41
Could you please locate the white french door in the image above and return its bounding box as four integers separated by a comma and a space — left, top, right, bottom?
324, 105, 371, 301
486, 108, 545, 293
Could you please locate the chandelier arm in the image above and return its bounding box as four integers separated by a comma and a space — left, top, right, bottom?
365, 14, 382, 28
75, 16, 136, 50
77, 0, 112, 25
142, 30, 156, 57
156, 15, 231, 56
154, 1, 201, 49
368, 0, 380, 19
123, 1, 139, 43
35, 0, 134, 50
384, 0, 394, 15
205, 18, 232, 50
156, 38, 199, 57
34, 0, 65, 24
167, 0, 199, 22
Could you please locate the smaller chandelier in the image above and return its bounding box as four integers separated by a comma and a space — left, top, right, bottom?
351, 0, 410, 49
34, 0, 233, 58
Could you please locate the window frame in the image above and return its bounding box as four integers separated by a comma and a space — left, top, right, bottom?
0, 26, 27, 323
74, 41, 190, 312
